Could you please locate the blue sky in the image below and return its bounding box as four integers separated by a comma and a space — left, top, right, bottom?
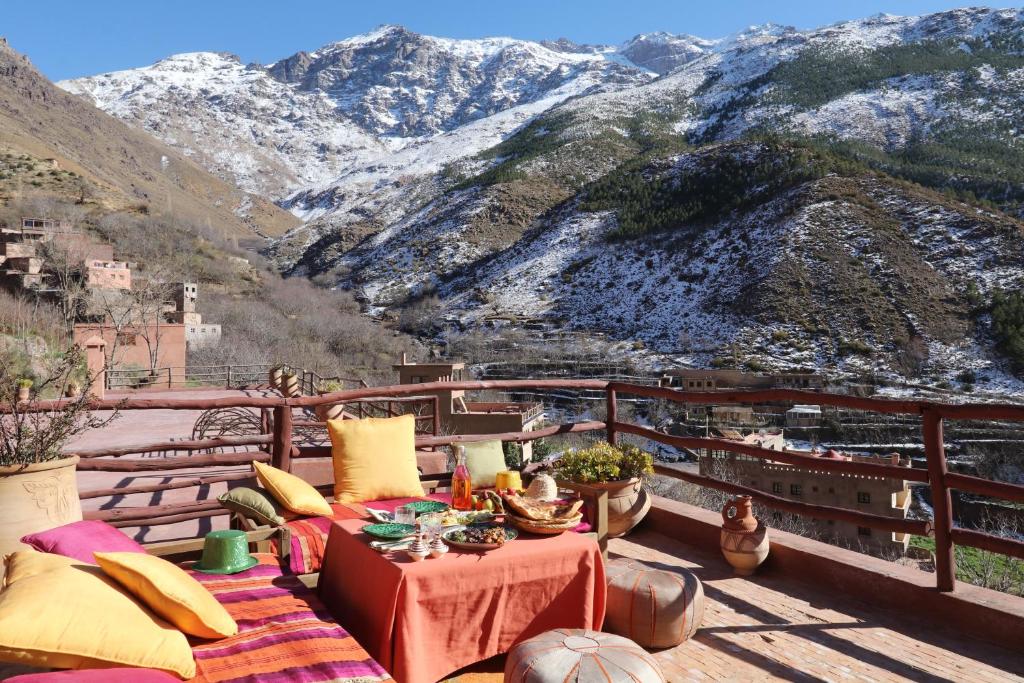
3, 1, 1007, 80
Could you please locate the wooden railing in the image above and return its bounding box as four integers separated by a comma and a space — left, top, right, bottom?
35, 378, 1024, 592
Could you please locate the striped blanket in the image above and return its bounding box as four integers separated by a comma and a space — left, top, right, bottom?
188, 554, 392, 683
273, 496, 451, 575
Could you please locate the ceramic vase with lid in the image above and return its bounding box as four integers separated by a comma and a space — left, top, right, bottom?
719, 496, 769, 576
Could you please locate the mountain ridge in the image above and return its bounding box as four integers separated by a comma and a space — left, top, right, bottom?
53, 8, 1024, 392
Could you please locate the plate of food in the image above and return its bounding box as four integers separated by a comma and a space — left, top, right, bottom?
437, 509, 496, 527
361, 523, 416, 540
503, 494, 584, 535
442, 524, 518, 551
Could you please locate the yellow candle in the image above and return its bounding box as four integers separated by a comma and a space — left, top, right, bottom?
496, 471, 522, 491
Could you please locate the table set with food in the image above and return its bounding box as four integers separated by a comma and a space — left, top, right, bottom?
317, 476, 607, 683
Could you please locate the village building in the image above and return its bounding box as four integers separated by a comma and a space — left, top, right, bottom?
698, 430, 912, 555
786, 404, 822, 428
393, 356, 544, 459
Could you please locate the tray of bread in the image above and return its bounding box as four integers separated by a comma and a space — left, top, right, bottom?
502, 493, 584, 535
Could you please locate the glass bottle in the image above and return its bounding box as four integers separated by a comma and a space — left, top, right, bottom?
452, 444, 473, 511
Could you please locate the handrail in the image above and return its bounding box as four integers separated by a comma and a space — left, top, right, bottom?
43, 377, 1024, 595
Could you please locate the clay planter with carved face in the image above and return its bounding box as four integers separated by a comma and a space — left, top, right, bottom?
0, 456, 83, 568
720, 495, 769, 576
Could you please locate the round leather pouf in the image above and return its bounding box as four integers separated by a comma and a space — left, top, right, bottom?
504, 629, 665, 683
605, 558, 705, 648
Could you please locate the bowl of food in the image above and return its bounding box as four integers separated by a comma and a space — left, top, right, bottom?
442, 524, 518, 551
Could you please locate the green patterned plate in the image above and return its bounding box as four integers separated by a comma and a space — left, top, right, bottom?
361, 523, 416, 540
405, 500, 449, 515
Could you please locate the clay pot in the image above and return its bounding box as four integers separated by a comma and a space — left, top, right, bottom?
591, 478, 651, 538
314, 403, 346, 422
720, 495, 769, 576
281, 372, 300, 397
0, 456, 83, 573
65, 383, 81, 398
268, 366, 283, 390
17, 386, 31, 402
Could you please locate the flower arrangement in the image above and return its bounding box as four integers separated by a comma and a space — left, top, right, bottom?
554, 442, 654, 484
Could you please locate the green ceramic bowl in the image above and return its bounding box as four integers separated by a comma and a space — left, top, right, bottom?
361, 523, 416, 540
405, 500, 449, 515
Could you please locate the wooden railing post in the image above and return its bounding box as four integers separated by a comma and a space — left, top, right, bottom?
272, 405, 293, 472
923, 409, 956, 592
226, 365, 232, 388
606, 387, 618, 445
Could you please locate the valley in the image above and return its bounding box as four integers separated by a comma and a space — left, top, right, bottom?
51, 7, 1024, 395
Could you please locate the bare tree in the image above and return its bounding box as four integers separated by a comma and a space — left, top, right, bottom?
38, 238, 91, 336
133, 269, 176, 376
82, 288, 137, 372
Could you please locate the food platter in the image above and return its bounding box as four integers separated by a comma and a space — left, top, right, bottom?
361, 523, 416, 540
441, 524, 518, 551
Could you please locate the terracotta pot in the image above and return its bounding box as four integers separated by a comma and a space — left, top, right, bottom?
590, 478, 650, 538
281, 373, 300, 397
314, 403, 346, 421
17, 386, 31, 402
720, 495, 769, 576
65, 384, 81, 398
0, 456, 83, 569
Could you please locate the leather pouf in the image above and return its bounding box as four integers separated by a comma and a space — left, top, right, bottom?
605, 558, 705, 648
504, 629, 664, 683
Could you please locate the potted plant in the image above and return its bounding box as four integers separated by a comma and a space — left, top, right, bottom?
0, 347, 119, 562
64, 380, 82, 398
314, 379, 346, 421
554, 442, 654, 537
16, 378, 32, 402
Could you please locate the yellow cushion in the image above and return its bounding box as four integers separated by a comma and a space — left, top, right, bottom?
464, 440, 507, 488
253, 460, 333, 516
95, 551, 237, 639
3, 549, 85, 586
327, 414, 425, 503
0, 550, 195, 678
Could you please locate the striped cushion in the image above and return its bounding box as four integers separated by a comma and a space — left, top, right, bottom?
187, 554, 391, 682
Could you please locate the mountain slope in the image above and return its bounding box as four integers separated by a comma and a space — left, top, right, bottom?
0, 38, 296, 239
60, 26, 653, 197
54, 9, 1024, 390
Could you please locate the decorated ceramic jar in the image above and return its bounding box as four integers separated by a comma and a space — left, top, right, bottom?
720, 496, 769, 576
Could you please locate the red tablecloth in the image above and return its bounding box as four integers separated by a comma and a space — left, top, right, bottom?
317, 518, 606, 683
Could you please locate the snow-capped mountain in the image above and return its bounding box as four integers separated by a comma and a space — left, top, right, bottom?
58, 7, 1024, 390
60, 25, 653, 196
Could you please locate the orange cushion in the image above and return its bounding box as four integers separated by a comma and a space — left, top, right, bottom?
253, 461, 333, 516
327, 414, 425, 503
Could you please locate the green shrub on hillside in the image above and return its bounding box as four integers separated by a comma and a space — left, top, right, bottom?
990, 289, 1024, 375
770, 36, 1024, 109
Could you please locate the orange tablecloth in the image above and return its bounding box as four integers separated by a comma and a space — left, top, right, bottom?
317, 518, 606, 683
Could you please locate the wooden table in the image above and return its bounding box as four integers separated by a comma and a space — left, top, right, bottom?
317, 518, 606, 683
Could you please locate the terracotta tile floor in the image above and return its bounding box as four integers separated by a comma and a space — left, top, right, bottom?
612, 530, 1024, 683
446, 529, 1024, 682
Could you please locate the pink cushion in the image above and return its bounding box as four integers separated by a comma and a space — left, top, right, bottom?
7, 670, 177, 682
21, 520, 145, 563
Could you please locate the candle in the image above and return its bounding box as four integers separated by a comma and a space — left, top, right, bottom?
495, 470, 523, 492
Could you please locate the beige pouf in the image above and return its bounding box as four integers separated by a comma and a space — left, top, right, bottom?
504, 629, 665, 683
605, 558, 705, 648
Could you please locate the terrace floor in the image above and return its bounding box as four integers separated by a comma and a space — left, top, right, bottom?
447, 529, 1024, 682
